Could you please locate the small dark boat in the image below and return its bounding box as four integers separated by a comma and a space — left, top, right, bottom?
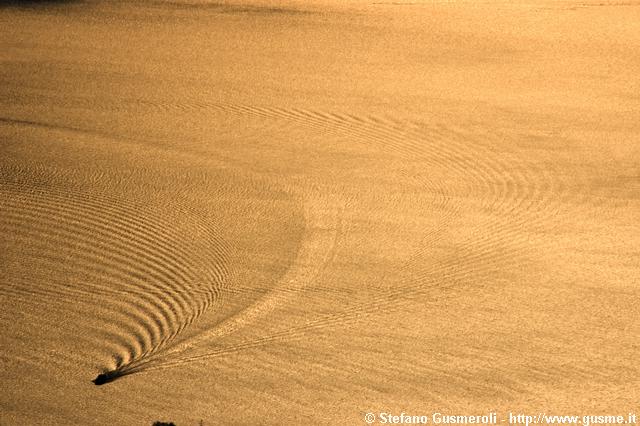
92, 370, 120, 385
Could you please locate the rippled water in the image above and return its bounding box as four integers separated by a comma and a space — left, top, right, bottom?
1, 1, 639, 424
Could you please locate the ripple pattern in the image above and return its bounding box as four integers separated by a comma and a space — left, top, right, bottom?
0, 162, 234, 375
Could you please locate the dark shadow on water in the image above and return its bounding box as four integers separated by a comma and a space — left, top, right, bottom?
0, 0, 310, 15
92, 368, 134, 385
0, 0, 81, 8
158, 1, 312, 16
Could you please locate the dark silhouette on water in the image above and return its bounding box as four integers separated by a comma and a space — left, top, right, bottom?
92, 370, 122, 385
0, 0, 79, 8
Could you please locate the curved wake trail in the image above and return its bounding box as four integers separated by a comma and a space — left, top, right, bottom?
111, 197, 345, 377
3, 101, 602, 383
1, 119, 321, 385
